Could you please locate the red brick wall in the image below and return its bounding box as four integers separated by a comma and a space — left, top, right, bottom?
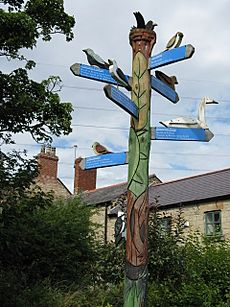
74, 157, 97, 193
35, 147, 71, 198
37, 147, 58, 179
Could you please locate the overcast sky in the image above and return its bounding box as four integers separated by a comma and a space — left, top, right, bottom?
2, 0, 230, 192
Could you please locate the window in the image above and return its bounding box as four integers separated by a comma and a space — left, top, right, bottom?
160, 216, 172, 232
204, 210, 222, 236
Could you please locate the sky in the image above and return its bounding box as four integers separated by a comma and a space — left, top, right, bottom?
1, 0, 230, 192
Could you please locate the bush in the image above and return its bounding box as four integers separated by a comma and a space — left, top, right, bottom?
146, 207, 230, 306
148, 207, 187, 284
93, 242, 125, 284
0, 194, 98, 306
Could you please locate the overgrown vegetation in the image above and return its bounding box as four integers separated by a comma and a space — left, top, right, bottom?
0, 194, 98, 306
1, 192, 230, 306
147, 208, 230, 306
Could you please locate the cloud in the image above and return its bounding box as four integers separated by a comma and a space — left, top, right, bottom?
1, 0, 230, 191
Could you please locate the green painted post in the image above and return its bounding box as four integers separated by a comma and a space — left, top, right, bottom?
124, 27, 156, 306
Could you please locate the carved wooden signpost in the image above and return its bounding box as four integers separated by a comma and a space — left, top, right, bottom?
124, 25, 156, 306
70, 12, 217, 307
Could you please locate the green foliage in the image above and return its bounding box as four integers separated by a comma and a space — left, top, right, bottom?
0, 0, 75, 57
147, 208, 230, 306
93, 242, 125, 284
2, 192, 230, 306
148, 207, 187, 284
25, 0, 75, 42
59, 283, 123, 307
0, 275, 123, 307
0, 150, 39, 203
0, 9, 37, 56
0, 273, 63, 307
0, 0, 75, 144
0, 69, 73, 143
0, 196, 96, 287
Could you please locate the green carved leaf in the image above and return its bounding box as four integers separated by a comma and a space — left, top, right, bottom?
128, 129, 150, 197
139, 69, 147, 79
128, 127, 140, 190
128, 51, 151, 197
124, 269, 148, 307
139, 89, 147, 99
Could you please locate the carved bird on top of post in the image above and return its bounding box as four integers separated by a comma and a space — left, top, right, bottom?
92, 142, 112, 155
82, 48, 110, 69
131, 11, 157, 31
155, 70, 178, 90
159, 97, 218, 129
165, 32, 184, 50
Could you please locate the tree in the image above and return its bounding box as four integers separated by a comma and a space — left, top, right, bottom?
0, 0, 75, 143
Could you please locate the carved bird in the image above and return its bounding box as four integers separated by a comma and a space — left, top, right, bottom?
82, 48, 109, 69
134, 11, 146, 28
145, 20, 158, 31
108, 59, 132, 90
155, 70, 178, 90
165, 32, 184, 50
114, 210, 126, 245
132, 11, 157, 30
160, 97, 218, 129
92, 142, 112, 155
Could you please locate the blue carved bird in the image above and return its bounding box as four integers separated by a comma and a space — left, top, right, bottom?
82, 48, 110, 69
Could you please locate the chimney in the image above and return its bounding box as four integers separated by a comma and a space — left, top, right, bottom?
37, 146, 59, 179
74, 157, 97, 193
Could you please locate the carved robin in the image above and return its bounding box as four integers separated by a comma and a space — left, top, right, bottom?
92, 142, 112, 155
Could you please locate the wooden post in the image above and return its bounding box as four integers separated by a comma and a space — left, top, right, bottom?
124, 28, 156, 306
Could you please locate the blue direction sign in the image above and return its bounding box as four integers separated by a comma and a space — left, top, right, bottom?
149, 44, 195, 70
151, 127, 208, 141
151, 76, 179, 103
70, 63, 130, 86
79, 152, 128, 170
104, 85, 138, 118
71, 63, 178, 104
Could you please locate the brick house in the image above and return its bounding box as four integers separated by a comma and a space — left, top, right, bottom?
36, 147, 72, 198
82, 168, 230, 242
149, 168, 230, 239
35, 147, 100, 199
35, 147, 230, 242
